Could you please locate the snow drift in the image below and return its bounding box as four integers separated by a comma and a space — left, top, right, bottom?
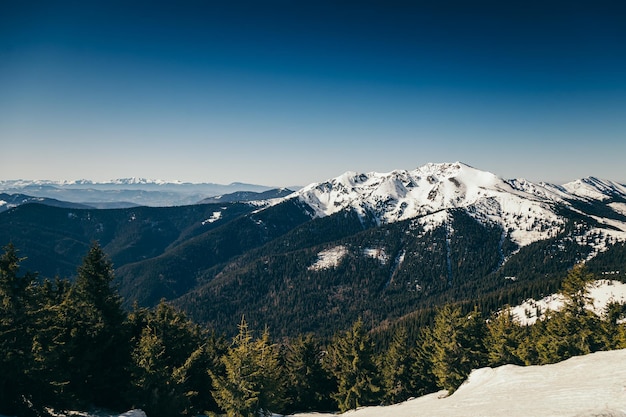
290, 349, 626, 417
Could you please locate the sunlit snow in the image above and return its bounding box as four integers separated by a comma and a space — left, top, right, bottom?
289, 162, 626, 254
362, 247, 388, 264
308, 246, 348, 271
202, 211, 222, 225
288, 349, 626, 417
509, 279, 626, 326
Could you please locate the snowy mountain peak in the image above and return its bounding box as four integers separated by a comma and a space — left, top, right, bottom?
292, 162, 626, 250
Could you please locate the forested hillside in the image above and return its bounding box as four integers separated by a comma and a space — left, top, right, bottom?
2, 243, 625, 417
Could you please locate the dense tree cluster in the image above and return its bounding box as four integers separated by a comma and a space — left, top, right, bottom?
1, 244, 625, 417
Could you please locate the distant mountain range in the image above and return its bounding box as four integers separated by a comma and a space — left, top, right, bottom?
1, 162, 625, 337
0, 178, 277, 207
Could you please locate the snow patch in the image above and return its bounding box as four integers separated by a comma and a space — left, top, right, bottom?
308, 246, 348, 271
509, 279, 626, 325
202, 211, 222, 225
363, 247, 389, 264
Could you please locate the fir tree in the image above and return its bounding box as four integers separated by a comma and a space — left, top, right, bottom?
430, 305, 487, 392
324, 319, 381, 412
486, 307, 524, 366
379, 326, 412, 405
282, 334, 334, 413
0, 244, 40, 415
57, 242, 131, 409
210, 317, 284, 417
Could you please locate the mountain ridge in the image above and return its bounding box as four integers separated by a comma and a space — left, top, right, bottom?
285, 162, 626, 252
2, 162, 626, 337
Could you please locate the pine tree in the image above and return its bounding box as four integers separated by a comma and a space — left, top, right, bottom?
57, 242, 131, 409
128, 300, 219, 416
210, 317, 284, 417
380, 326, 412, 405
430, 305, 487, 393
408, 326, 438, 397
486, 308, 523, 366
282, 334, 334, 413
0, 244, 40, 415
324, 319, 381, 412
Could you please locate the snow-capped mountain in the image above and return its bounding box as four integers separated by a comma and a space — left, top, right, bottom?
291, 162, 626, 251
0, 178, 274, 206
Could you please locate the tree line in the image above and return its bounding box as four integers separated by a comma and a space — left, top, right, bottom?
1, 243, 625, 417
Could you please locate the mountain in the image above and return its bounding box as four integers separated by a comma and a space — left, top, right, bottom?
0, 178, 275, 207
291, 162, 626, 251
0, 193, 93, 213
1, 162, 625, 337
197, 188, 295, 204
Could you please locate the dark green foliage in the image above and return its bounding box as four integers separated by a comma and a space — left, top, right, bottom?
430, 305, 487, 392
127, 301, 219, 417
485, 308, 524, 366
281, 334, 335, 413
408, 327, 439, 397
55, 242, 131, 409
324, 320, 381, 412
379, 326, 413, 405
210, 318, 284, 417
0, 243, 42, 416
531, 265, 605, 365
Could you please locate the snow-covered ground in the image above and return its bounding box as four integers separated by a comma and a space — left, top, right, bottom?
5, 351, 625, 417
289, 349, 626, 417
510, 279, 626, 325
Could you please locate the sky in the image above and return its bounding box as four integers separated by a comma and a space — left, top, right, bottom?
1, 1, 625, 187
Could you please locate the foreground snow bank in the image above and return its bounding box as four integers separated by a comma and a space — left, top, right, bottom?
290, 349, 626, 417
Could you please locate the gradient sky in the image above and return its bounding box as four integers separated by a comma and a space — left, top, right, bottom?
1, 1, 625, 187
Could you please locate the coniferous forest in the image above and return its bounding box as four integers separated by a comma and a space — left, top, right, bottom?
1, 243, 626, 417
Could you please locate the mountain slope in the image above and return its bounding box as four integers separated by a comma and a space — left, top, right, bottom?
0, 193, 93, 212
291, 162, 626, 252
197, 188, 294, 204
2, 162, 626, 338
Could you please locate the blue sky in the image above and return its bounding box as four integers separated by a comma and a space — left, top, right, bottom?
1, 1, 625, 186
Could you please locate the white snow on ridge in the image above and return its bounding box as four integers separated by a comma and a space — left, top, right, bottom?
291, 162, 626, 250
562, 177, 626, 201
289, 349, 626, 417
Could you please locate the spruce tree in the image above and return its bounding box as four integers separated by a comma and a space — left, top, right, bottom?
0, 244, 40, 415
210, 317, 284, 417
129, 300, 219, 417
534, 265, 604, 364
486, 308, 523, 366
430, 305, 487, 393
380, 326, 412, 405
324, 319, 381, 412
409, 326, 438, 397
58, 242, 130, 409
282, 334, 334, 413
